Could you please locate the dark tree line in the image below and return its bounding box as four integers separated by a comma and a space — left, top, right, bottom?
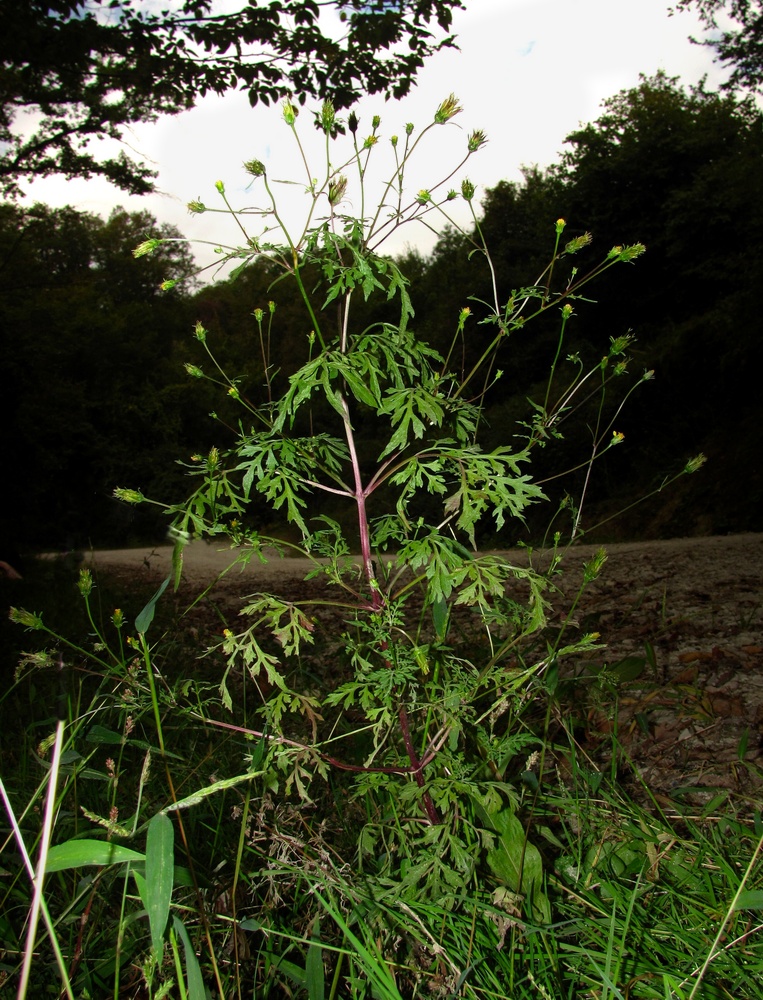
1, 72, 761, 551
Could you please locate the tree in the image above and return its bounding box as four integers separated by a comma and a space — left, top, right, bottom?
0, 0, 463, 197
674, 0, 763, 94
0, 204, 197, 546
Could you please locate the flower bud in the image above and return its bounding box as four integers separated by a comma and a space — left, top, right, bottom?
215, 180, 225, 194
187, 199, 206, 214
461, 178, 475, 201
194, 321, 207, 342
282, 100, 298, 125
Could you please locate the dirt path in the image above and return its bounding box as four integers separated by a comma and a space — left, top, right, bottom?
90, 533, 763, 808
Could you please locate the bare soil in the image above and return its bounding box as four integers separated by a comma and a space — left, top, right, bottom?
91, 533, 763, 809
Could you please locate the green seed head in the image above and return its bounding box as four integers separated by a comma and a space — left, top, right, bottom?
467, 129, 487, 152
434, 93, 462, 124
244, 159, 266, 177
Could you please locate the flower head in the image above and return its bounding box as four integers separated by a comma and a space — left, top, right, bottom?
434, 94, 462, 124
328, 174, 348, 207
467, 129, 487, 152
244, 159, 266, 178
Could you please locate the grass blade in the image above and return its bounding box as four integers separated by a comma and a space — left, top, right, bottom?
306, 917, 325, 1000
173, 915, 206, 1000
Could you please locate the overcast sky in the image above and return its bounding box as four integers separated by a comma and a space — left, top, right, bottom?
20, 0, 732, 276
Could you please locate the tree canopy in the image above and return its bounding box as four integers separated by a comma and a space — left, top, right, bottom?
0, 0, 463, 196
675, 0, 763, 94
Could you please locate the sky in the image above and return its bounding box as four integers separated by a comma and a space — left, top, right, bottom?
19, 0, 733, 277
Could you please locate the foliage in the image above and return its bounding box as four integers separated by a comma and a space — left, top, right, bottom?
0, 91, 753, 992
111, 93, 687, 947
2, 555, 762, 997
675, 0, 763, 95
0, 0, 463, 196
0, 203, 198, 548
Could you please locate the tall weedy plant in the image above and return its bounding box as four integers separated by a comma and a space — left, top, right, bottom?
124, 96, 662, 909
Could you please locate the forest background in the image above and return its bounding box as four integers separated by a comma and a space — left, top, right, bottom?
1, 3, 762, 555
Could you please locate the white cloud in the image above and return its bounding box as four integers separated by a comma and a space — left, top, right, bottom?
16, 0, 731, 275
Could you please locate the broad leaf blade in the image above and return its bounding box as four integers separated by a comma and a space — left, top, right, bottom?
45, 840, 145, 872
145, 812, 174, 957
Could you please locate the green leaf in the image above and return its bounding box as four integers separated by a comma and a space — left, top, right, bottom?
432, 598, 449, 641
165, 769, 267, 812
135, 576, 170, 634
45, 840, 145, 872
306, 917, 325, 1000
145, 812, 175, 957
734, 890, 763, 911
172, 915, 206, 1000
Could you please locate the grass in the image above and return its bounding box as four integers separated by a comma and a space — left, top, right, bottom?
1, 554, 762, 999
